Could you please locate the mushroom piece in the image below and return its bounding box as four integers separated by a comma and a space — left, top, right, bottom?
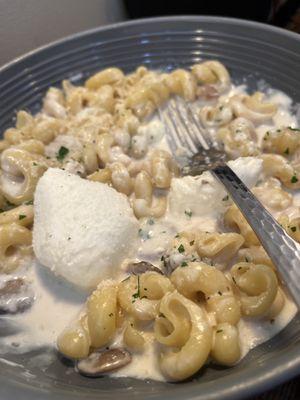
127, 261, 163, 275
0, 277, 34, 314
76, 348, 132, 377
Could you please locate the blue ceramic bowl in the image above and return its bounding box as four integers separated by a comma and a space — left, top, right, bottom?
0, 16, 299, 400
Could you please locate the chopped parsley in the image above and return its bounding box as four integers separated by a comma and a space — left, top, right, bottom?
263, 132, 270, 140
132, 276, 141, 302
216, 329, 223, 333
288, 127, 300, 131
18, 214, 26, 220
284, 148, 289, 155
32, 162, 38, 166
67, 237, 71, 240
181, 261, 188, 267
190, 240, 195, 246
218, 291, 222, 296
138, 228, 151, 240
222, 195, 229, 201
232, 277, 237, 284
56, 146, 69, 161
291, 226, 297, 232
108, 313, 114, 317
178, 244, 185, 253
291, 174, 298, 184
147, 218, 155, 225
25, 200, 33, 205
184, 210, 192, 218
245, 257, 249, 263
175, 234, 180, 238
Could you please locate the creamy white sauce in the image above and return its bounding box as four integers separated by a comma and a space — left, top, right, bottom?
0, 84, 299, 383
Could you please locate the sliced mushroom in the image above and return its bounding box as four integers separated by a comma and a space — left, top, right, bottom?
76, 348, 132, 377
127, 261, 163, 275
0, 277, 34, 314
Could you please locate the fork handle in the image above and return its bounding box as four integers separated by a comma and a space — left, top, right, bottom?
212, 164, 300, 308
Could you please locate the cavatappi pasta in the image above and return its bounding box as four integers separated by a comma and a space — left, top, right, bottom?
0, 61, 299, 382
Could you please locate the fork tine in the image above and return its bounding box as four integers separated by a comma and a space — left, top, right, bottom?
159, 104, 195, 156
185, 101, 212, 150
168, 99, 199, 153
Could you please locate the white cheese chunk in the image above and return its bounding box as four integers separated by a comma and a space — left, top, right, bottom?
168, 157, 263, 218
33, 168, 138, 289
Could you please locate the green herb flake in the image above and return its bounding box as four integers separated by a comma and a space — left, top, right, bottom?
132, 276, 141, 301
291, 226, 297, 232
288, 127, 300, 132
218, 291, 222, 296
222, 195, 229, 201
181, 261, 188, 267
56, 146, 69, 161
147, 218, 155, 225
216, 329, 223, 333
175, 234, 179, 238
232, 277, 237, 284
190, 240, 195, 246
184, 210, 192, 218
284, 148, 290, 155
18, 214, 26, 220
25, 200, 33, 205
178, 244, 185, 253
159, 313, 166, 318
108, 313, 114, 317
32, 162, 38, 166
245, 257, 249, 263
291, 174, 298, 184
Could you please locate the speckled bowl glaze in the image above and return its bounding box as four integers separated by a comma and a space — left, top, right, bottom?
0, 16, 299, 400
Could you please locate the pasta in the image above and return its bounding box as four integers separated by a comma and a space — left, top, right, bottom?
218, 117, 260, 158
196, 231, 244, 268
262, 127, 300, 155
117, 272, 174, 321
155, 291, 212, 381
224, 204, 259, 246
0, 148, 47, 205
57, 315, 90, 359
171, 262, 241, 325
230, 262, 278, 317
0, 223, 32, 273
211, 323, 241, 365
278, 214, 300, 243
261, 154, 300, 189
0, 60, 297, 384
230, 92, 277, 123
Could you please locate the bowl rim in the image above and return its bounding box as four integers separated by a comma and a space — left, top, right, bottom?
1, 15, 300, 73
0, 15, 300, 400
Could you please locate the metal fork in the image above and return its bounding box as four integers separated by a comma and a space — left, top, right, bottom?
159, 96, 300, 308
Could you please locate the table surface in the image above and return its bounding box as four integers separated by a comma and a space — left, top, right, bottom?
251, 377, 300, 400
